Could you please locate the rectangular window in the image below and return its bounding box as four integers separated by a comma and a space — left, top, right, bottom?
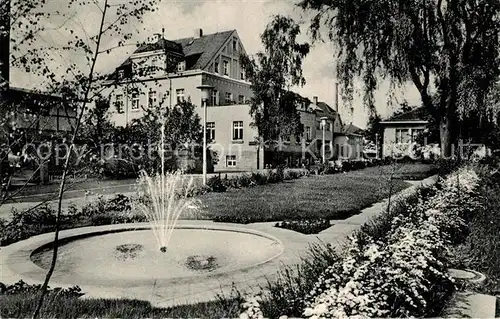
207, 122, 215, 141
148, 90, 157, 108
326, 121, 331, 131
233, 121, 243, 140
223, 60, 229, 76
233, 38, 238, 52
226, 155, 237, 167
225, 92, 232, 104
177, 61, 186, 72
115, 94, 124, 113
306, 126, 311, 141
131, 92, 140, 110
238, 94, 244, 104
395, 128, 410, 143
240, 69, 245, 80
176, 89, 185, 104
214, 61, 219, 74
211, 90, 218, 106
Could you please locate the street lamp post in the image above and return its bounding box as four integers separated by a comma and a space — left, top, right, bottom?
197, 85, 214, 185
320, 117, 328, 164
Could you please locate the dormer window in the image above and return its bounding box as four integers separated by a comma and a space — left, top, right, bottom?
214, 61, 219, 74
223, 61, 229, 76
240, 69, 245, 80
177, 61, 186, 72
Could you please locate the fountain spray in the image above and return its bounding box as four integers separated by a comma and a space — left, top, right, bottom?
136, 105, 196, 253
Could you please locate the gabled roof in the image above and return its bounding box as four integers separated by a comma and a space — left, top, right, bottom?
129, 30, 235, 71
309, 101, 338, 118
343, 123, 364, 135
385, 107, 429, 122
174, 30, 235, 70
134, 38, 183, 55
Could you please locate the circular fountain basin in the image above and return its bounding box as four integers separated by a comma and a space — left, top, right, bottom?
29, 227, 283, 287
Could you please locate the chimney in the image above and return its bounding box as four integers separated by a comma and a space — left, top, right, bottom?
0, 0, 10, 87
194, 28, 203, 39
313, 96, 318, 105
334, 82, 339, 113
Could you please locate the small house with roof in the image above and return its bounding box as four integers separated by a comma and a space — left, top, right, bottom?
338, 123, 365, 160
380, 107, 429, 158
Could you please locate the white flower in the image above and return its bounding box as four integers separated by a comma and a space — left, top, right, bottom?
304, 307, 314, 317
313, 303, 328, 315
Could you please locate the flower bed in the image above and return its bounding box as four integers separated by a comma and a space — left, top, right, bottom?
301, 167, 481, 318
275, 219, 331, 235
239, 166, 482, 318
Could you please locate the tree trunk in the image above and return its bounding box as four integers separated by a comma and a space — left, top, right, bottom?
440, 116, 453, 158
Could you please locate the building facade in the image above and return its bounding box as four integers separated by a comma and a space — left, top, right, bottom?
380, 108, 429, 158
104, 28, 364, 171
104, 29, 262, 171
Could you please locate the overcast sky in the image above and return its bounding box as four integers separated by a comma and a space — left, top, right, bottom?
10, 0, 422, 128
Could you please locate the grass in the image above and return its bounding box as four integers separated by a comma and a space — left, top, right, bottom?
0, 291, 243, 318
195, 164, 428, 222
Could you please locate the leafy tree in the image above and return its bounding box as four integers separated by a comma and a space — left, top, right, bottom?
298, 0, 500, 157
365, 108, 383, 143
97, 101, 206, 177
241, 15, 310, 162
1, 0, 163, 317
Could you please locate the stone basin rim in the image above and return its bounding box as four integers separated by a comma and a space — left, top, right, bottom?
4, 222, 285, 286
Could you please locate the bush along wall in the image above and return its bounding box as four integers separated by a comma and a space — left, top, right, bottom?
239, 166, 483, 319
206, 168, 309, 193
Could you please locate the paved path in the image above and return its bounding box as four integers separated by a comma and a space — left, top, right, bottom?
317, 174, 438, 244
0, 175, 439, 308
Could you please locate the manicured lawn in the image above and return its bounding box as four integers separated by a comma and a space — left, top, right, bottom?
195, 163, 434, 222
0, 292, 241, 318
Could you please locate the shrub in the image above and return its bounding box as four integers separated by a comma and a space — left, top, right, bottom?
236, 174, 254, 187
275, 219, 331, 234
246, 243, 340, 319
283, 170, 303, 180
207, 174, 227, 192
276, 165, 286, 181
0, 194, 145, 246
0, 280, 84, 299
238, 166, 481, 319
212, 215, 256, 224
435, 158, 462, 176
300, 166, 481, 318
101, 158, 138, 179
1, 205, 58, 246
266, 170, 282, 184
251, 172, 268, 185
